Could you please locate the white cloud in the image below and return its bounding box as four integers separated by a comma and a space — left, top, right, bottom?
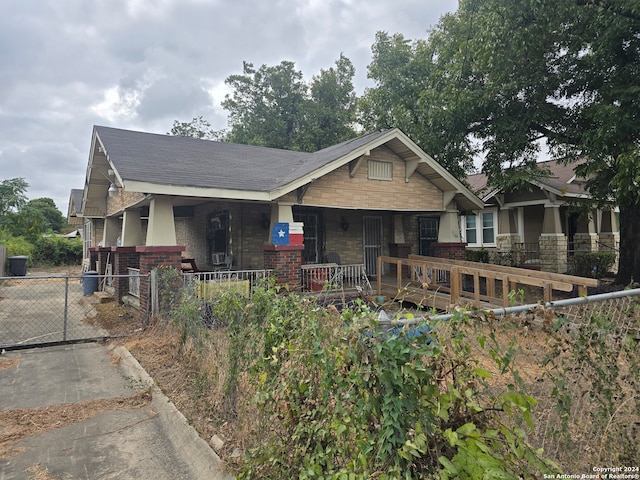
0, 0, 458, 213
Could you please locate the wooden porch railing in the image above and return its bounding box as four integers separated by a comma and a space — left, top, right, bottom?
377, 255, 600, 311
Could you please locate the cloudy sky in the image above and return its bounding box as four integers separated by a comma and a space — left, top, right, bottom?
0, 0, 458, 214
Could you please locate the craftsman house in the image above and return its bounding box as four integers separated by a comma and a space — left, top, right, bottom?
70, 125, 483, 305
465, 159, 619, 274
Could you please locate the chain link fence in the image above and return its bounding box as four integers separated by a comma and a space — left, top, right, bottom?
0, 275, 111, 350
519, 291, 640, 469
395, 289, 640, 471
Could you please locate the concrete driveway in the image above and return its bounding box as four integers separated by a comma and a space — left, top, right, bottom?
0, 342, 233, 480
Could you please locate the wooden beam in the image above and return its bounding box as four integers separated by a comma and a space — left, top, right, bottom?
349, 152, 368, 178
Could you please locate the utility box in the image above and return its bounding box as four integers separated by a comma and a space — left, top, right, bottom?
8, 256, 28, 276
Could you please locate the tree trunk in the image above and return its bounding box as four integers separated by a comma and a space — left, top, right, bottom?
615, 201, 640, 285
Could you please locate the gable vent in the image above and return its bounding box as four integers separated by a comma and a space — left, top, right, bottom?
368, 160, 393, 181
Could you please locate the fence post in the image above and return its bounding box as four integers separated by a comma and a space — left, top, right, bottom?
0, 244, 5, 277
450, 267, 460, 304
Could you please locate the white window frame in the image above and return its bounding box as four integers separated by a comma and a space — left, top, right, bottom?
367, 160, 393, 181
461, 209, 497, 247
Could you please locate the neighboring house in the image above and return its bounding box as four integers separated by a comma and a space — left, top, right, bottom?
69, 125, 483, 299
465, 159, 619, 273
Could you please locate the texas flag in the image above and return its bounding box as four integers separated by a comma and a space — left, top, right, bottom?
272, 222, 304, 246
272, 222, 290, 246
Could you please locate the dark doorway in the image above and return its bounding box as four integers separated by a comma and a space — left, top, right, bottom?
418, 217, 439, 256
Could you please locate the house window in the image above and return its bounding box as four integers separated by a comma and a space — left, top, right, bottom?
463, 210, 496, 247
367, 160, 393, 181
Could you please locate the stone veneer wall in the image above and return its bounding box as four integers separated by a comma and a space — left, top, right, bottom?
572, 233, 599, 253
495, 233, 522, 252
539, 234, 567, 273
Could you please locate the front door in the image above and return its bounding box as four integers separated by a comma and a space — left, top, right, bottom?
363, 216, 383, 275
294, 211, 321, 264
418, 217, 439, 256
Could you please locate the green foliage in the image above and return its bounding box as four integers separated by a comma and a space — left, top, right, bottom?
156, 279, 559, 479
0, 178, 28, 218
571, 252, 616, 279
222, 57, 358, 152
168, 115, 225, 140
1, 234, 34, 260
466, 248, 489, 263
31, 236, 82, 266
26, 197, 66, 233
238, 305, 558, 479
360, 0, 640, 284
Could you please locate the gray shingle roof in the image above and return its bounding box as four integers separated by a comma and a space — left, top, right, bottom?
467, 158, 588, 200
95, 126, 389, 192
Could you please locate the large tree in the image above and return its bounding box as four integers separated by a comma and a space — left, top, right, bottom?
0, 178, 28, 220
26, 197, 65, 233
222, 57, 358, 151
222, 60, 308, 149
168, 115, 224, 140
362, 0, 640, 284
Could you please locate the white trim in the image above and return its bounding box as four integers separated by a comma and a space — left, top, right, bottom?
461, 208, 498, 247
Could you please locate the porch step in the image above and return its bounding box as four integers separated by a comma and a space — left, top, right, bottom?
93, 291, 114, 303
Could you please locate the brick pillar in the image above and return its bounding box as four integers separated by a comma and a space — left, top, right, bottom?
112, 246, 139, 304
136, 246, 185, 316
389, 243, 413, 275
262, 245, 304, 290
93, 247, 112, 274
432, 242, 467, 260
88, 248, 99, 272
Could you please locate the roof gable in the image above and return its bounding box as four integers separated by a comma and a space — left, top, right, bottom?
82, 126, 483, 212
468, 159, 589, 202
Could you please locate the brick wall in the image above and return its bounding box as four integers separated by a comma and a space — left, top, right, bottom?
279, 146, 442, 211
432, 242, 467, 260
263, 245, 304, 290
136, 246, 184, 314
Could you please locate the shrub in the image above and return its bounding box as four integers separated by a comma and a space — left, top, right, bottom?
466, 248, 490, 263
2, 235, 34, 260
157, 275, 559, 479
571, 252, 616, 279
32, 236, 82, 266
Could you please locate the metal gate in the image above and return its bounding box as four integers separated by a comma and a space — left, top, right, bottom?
363, 216, 383, 275
0, 275, 112, 350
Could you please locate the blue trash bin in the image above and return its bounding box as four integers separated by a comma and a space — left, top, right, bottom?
8, 256, 29, 276
82, 270, 99, 295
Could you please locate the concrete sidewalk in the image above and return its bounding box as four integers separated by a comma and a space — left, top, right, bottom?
0, 342, 233, 480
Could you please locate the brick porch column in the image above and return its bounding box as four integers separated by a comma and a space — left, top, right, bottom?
432, 242, 467, 260
112, 246, 139, 304
136, 246, 185, 316
262, 245, 304, 290
94, 247, 112, 274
